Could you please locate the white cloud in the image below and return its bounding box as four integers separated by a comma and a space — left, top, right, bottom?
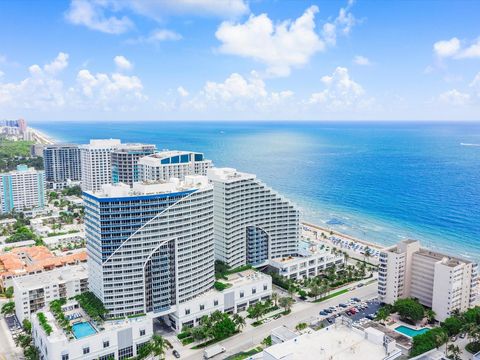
353, 55, 371, 66
0, 70, 4, 78
74, 70, 146, 110
438, 89, 470, 106
321, 1, 358, 46
65, 0, 133, 34
433, 37, 461, 58
127, 29, 183, 44
176, 72, 294, 112
0, 52, 146, 112
457, 38, 480, 59
114, 55, 133, 71
177, 86, 189, 97
433, 37, 480, 59
307, 67, 372, 110
215, 6, 325, 77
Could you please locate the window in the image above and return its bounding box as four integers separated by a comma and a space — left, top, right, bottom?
140, 329, 146, 336
214, 300, 218, 306
185, 309, 190, 315
83, 347, 90, 355
240, 291, 244, 298
200, 304, 205, 311
61, 354, 69, 360
252, 288, 257, 294
118, 346, 133, 360
263, 284, 268, 291
103, 340, 110, 348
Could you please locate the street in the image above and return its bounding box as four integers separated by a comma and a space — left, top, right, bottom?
174, 282, 378, 360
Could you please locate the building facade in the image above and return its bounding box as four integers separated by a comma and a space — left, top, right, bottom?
0, 165, 45, 214
207, 168, 300, 268
80, 139, 121, 192
43, 144, 82, 189
83, 176, 215, 319
13, 264, 88, 323
138, 150, 212, 182
111, 144, 156, 186
378, 240, 478, 321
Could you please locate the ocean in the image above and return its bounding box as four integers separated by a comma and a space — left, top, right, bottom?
31, 121, 480, 260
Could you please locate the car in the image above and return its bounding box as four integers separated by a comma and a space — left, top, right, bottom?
366, 314, 375, 320
352, 297, 361, 302
173, 350, 181, 358
273, 314, 281, 320
319, 311, 328, 316
324, 309, 332, 313
327, 318, 334, 324
339, 303, 348, 308
329, 306, 336, 311
460, 333, 466, 339
451, 336, 457, 342
357, 283, 364, 288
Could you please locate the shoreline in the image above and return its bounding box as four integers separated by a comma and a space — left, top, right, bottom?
28, 126, 56, 145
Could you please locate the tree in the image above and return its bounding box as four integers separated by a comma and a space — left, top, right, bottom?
309, 284, 321, 300
151, 334, 166, 358
191, 326, 208, 341
295, 322, 308, 331
426, 309, 436, 324
375, 307, 391, 323
442, 316, 463, 336
279, 297, 294, 313
232, 313, 246, 331
271, 292, 279, 307
5, 286, 13, 299
393, 298, 425, 324
447, 344, 461, 360
262, 335, 272, 347
1, 301, 15, 315
23, 319, 32, 333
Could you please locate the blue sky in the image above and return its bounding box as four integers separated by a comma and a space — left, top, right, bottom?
0, 0, 479, 121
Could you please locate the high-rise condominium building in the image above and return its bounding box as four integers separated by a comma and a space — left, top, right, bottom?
84, 176, 214, 318
43, 144, 81, 189
207, 168, 300, 268
80, 139, 121, 192
138, 150, 212, 182
0, 165, 45, 214
378, 239, 478, 321
111, 143, 156, 186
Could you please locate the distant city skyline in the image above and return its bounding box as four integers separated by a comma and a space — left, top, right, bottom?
0, 0, 479, 121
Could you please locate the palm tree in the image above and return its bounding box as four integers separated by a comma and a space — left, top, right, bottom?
447, 344, 461, 360
279, 297, 294, 313
425, 309, 436, 324
271, 292, 279, 307
150, 334, 166, 359
1, 301, 15, 315
232, 313, 246, 331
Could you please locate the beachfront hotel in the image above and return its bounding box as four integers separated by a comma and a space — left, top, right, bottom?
207, 167, 300, 268
138, 150, 212, 182
83, 176, 215, 319
111, 143, 156, 186
0, 164, 45, 214
79, 139, 122, 192
378, 239, 478, 321
43, 144, 82, 189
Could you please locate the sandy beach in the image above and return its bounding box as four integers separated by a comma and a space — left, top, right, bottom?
28, 126, 56, 145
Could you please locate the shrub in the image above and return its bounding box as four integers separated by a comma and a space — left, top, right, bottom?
37, 312, 53, 335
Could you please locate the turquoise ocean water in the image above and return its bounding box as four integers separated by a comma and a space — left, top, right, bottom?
32, 121, 480, 260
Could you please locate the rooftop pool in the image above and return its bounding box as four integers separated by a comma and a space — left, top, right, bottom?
395, 325, 429, 338
72, 321, 97, 339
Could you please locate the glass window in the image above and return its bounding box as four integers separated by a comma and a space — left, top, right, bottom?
83, 347, 90, 355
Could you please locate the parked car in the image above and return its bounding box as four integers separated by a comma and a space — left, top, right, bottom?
319, 311, 328, 316
173, 350, 181, 358
339, 303, 348, 308
327, 318, 334, 324
273, 314, 281, 320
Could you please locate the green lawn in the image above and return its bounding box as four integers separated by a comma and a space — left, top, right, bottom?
224, 347, 263, 360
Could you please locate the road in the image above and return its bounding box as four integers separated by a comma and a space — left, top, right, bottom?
178, 282, 378, 360
0, 314, 22, 360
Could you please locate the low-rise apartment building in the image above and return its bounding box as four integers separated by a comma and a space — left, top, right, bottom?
378, 239, 478, 321
168, 269, 272, 331
268, 240, 345, 280
13, 263, 88, 323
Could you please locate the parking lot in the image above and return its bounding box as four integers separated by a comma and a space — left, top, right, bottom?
312, 297, 380, 328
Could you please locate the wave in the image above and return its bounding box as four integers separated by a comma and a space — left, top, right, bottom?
460, 143, 480, 147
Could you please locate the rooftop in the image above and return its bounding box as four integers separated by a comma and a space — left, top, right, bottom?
13, 263, 87, 290
207, 167, 256, 182
263, 324, 399, 360
87, 175, 211, 198
0, 246, 87, 279
225, 269, 270, 285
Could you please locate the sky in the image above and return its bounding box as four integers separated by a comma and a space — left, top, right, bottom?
0, 0, 479, 122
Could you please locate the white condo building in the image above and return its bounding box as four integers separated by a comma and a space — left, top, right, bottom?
0, 165, 45, 214
83, 176, 215, 319
111, 143, 156, 186
13, 264, 88, 323
378, 240, 478, 321
207, 168, 300, 268
80, 139, 121, 192
138, 150, 212, 182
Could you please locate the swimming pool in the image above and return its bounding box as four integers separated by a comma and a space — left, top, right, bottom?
72, 322, 97, 339
395, 325, 429, 337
